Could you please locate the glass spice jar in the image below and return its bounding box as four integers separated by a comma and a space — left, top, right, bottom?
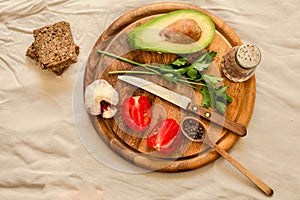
221, 43, 261, 82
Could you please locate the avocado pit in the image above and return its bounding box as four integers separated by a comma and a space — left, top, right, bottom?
159, 18, 202, 44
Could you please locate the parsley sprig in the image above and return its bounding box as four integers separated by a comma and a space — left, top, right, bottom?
98, 50, 232, 114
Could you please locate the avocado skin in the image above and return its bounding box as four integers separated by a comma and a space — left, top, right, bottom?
127, 10, 215, 54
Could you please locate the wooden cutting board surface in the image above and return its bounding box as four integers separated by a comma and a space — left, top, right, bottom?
83, 2, 256, 172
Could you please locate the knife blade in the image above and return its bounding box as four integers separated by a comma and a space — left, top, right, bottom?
118, 75, 247, 137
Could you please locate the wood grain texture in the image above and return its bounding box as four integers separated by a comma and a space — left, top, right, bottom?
211, 142, 273, 196
83, 2, 256, 172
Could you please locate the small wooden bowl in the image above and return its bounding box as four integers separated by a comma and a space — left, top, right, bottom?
181, 117, 206, 143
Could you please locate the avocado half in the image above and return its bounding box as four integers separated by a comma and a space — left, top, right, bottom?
127, 10, 216, 54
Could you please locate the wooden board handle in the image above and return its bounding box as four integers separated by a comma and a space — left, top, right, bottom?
187, 104, 247, 137
212, 143, 274, 196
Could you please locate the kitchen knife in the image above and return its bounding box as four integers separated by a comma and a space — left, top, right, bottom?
118, 75, 247, 137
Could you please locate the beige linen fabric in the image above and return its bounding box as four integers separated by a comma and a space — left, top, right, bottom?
0, 0, 299, 199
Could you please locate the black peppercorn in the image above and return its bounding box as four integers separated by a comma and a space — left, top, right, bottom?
182, 117, 205, 141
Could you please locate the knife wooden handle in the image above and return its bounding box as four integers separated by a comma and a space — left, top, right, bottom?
187, 104, 247, 137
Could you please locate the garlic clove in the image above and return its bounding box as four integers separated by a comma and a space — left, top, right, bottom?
85, 79, 119, 118
102, 106, 118, 119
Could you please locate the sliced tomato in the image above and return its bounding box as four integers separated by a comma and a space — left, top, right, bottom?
122, 96, 152, 132
147, 118, 181, 155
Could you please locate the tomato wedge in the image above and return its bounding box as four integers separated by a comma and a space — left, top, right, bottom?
147, 118, 181, 155
122, 96, 152, 132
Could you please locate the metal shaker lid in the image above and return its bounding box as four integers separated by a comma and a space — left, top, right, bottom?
236, 43, 261, 69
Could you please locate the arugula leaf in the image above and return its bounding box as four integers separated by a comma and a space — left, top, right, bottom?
201, 74, 223, 89
163, 73, 179, 82
226, 94, 233, 103
200, 87, 212, 108
174, 68, 187, 75
216, 101, 226, 115
201, 85, 228, 114
215, 86, 227, 97
200, 75, 232, 114
190, 51, 217, 72
208, 51, 217, 61
159, 64, 173, 70
170, 57, 188, 67
186, 67, 198, 79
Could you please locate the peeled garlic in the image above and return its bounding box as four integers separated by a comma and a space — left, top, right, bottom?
85, 79, 119, 118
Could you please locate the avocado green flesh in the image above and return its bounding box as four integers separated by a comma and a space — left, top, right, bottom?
127, 10, 215, 54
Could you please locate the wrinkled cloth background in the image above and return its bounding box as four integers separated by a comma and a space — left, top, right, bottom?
1, 0, 300, 199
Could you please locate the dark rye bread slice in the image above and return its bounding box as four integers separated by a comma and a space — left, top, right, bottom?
26, 43, 80, 75
26, 43, 80, 64
27, 21, 79, 75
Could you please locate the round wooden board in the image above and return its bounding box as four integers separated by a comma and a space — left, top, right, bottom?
83, 2, 256, 172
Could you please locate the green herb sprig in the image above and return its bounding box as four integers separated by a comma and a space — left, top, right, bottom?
98, 50, 232, 114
